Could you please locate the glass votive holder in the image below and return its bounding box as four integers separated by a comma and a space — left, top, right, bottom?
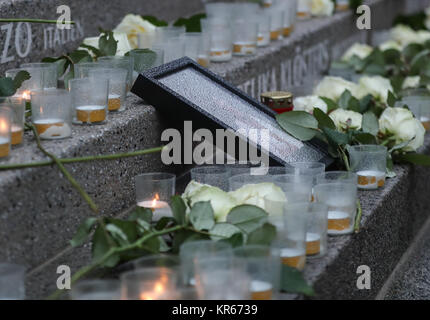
88, 67, 127, 113
205, 2, 235, 19
133, 254, 181, 270
232, 19, 258, 56
266, 7, 283, 41
233, 245, 280, 300
6, 67, 43, 103
183, 33, 211, 68
70, 279, 121, 300
278, 204, 307, 270
316, 171, 358, 185
69, 77, 109, 125
98, 56, 134, 92
129, 48, 164, 74
314, 182, 357, 235
228, 173, 276, 191
397, 89, 430, 130
31, 89, 72, 140
74, 62, 103, 79
190, 165, 230, 191
285, 161, 326, 185
290, 202, 328, 258
349, 145, 387, 190
0, 107, 12, 159
120, 267, 178, 300
0, 97, 24, 146
153, 36, 186, 63
201, 18, 233, 62
179, 240, 233, 287
297, 0, 311, 19
336, 0, 349, 11
21, 62, 58, 89
134, 172, 176, 220
280, 0, 293, 37
273, 174, 313, 203
254, 11, 271, 47
197, 268, 251, 300
153, 26, 186, 45
0, 263, 26, 299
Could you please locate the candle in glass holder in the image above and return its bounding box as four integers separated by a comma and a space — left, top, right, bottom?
336, 0, 349, 11
305, 232, 321, 255
0, 97, 25, 146
76, 105, 106, 123
357, 170, 386, 189
327, 211, 351, 231
280, 248, 306, 269
0, 118, 10, 158
11, 124, 23, 145
137, 194, 173, 219
250, 280, 273, 300
297, 0, 311, 19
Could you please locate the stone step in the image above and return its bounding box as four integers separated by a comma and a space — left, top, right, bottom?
0, 0, 428, 299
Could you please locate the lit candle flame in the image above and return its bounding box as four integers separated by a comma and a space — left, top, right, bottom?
22, 91, 30, 100
139, 280, 166, 300
0, 119, 8, 134
151, 193, 160, 207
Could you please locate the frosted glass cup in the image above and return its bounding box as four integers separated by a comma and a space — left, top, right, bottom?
273, 174, 313, 203
98, 56, 134, 92
88, 67, 127, 112
120, 267, 178, 300
0, 107, 12, 158
286, 161, 326, 185
133, 254, 180, 270
21, 62, 58, 89
254, 11, 271, 47
229, 173, 276, 191
69, 77, 109, 125
129, 48, 164, 73
316, 171, 358, 185
183, 33, 211, 68
232, 20, 258, 56
6, 68, 43, 102
297, 0, 311, 19
190, 165, 230, 191
74, 62, 103, 79
349, 145, 387, 190
233, 246, 281, 300
201, 18, 233, 62
314, 182, 357, 235
0, 97, 25, 146
70, 280, 121, 300
179, 240, 233, 287
0, 263, 26, 300
267, 7, 283, 41
153, 37, 186, 63
31, 89, 72, 140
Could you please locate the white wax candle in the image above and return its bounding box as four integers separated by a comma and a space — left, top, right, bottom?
250, 280, 273, 293
357, 170, 385, 190
281, 248, 306, 258
328, 211, 350, 220
210, 48, 232, 62
306, 232, 321, 242
137, 200, 173, 220
108, 93, 120, 99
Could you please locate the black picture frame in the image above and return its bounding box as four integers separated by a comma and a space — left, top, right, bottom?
131, 57, 333, 167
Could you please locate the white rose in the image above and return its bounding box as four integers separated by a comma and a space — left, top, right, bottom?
229, 183, 286, 212
182, 181, 237, 222
293, 95, 328, 113
379, 107, 425, 152
402, 76, 421, 90
378, 40, 402, 52
390, 24, 417, 47
113, 14, 156, 49
425, 16, 430, 30
417, 30, 430, 43
329, 109, 362, 131
341, 43, 373, 62
310, 0, 334, 17
356, 76, 393, 103
80, 32, 132, 56
313, 76, 359, 102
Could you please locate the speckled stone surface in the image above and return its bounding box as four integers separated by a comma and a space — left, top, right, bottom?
0, 0, 429, 299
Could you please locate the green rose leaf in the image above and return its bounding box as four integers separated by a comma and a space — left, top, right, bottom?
227, 205, 268, 234
98, 30, 118, 56
347, 96, 360, 112
396, 153, 430, 166
322, 127, 350, 148
12, 70, 31, 92
247, 223, 276, 246
362, 111, 379, 135
403, 43, 424, 63
410, 49, 430, 76
383, 48, 401, 65
319, 97, 338, 112
281, 265, 314, 296
363, 63, 386, 76
390, 75, 405, 95
358, 94, 373, 113
69, 49, 93, 64
70, 217, 98, 247
353, 132, 377, 145
80, 43, 102, 58
154, 217, 177, 231
220, 233, 244, 248
106, 223, 129, 246
142, 15, 168, 27
92, 225, 120, 267
313, 107, 335, 130
189, 201, 215, 231
140, 231, 161, 253
338, 90, 352, 109
276, 111, 318, 141
0, 77, 16, 97
210, 223, 243, 241
106, 218, 139, 243
128, 206, 153, 224
170, 195, 187, 225
173, 13, 206, 32
172, 230, 209, 253
387, 91, 397, 108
